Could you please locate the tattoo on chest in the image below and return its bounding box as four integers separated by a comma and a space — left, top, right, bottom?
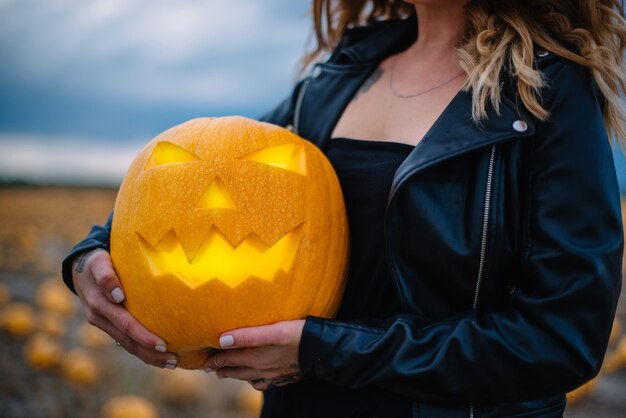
352, 67, 384, 102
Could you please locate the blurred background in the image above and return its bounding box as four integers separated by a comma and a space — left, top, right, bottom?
0, 1, 625, 417
0, 0, 310, 186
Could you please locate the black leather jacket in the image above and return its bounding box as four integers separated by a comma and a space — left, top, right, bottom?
63, 17, 623, 418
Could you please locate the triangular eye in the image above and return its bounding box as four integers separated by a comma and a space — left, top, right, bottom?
241, 143, 307, 175
145, 141, 201, 170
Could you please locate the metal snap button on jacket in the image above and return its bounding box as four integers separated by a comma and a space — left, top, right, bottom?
311, 66, 322, 79
513, 120, 528, 132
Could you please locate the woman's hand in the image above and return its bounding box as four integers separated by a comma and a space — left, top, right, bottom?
72, 249, 178, 369
203, 320, 306, 391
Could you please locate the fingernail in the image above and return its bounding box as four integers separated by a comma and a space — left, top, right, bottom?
219, 335, 234, 348
155, 343, 167, 353
165, 363, 176, 370
111, 287, 125, 303
204, 368, 214, 373
166, 358, 177, 366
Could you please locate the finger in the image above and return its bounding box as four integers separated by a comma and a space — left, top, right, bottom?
215, 366, 276, 381
97, 299, 169, 353
270, 374, 304, 387
218, 321, 295, 349
87, 251, 125, 304
250, 379, 272, 391
204, 347, 272, 370
247, 376, 301, 391
79, 280, 169, 354
92, 312, 178, 369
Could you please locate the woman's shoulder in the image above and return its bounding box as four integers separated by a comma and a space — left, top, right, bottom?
535, 48, 601, 108
536, 49, 596, 95
528, 48, 611, 156
325, 16, 416, 65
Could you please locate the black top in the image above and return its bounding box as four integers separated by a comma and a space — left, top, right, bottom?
261, 137, 415, 418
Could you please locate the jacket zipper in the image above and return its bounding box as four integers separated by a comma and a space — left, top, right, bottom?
293, 78, 312, 135
469, 144, 497, 418
472, 144, 497, 309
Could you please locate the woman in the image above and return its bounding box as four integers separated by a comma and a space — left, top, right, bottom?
63, 0, 626, 416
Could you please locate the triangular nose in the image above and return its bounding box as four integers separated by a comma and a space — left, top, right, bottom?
198, 177, 236, 210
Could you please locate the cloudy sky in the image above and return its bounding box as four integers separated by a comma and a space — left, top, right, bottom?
1, 0, 625, 188
0, 0, 310, 185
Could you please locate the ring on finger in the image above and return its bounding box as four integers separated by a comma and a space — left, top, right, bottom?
213, 353, 223, 368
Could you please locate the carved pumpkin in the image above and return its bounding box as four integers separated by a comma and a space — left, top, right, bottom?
111, 116, 348, 368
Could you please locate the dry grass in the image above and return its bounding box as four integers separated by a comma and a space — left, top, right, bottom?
0, 186, 256, 418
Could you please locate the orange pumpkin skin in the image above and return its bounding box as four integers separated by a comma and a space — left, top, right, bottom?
111, 116, 348, 369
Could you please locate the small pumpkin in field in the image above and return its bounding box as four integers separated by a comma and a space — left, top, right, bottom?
616, 336, 626, 366
566, 378, 597, 404
609, 317, 621, 344
111, 117, 348, 368
236, 385, 263, 416
101, 395, 158, 418
0, 302, 36, 337
155, 368, 208, 403
61, 348, 99, 385
0, 283, 10, 305
78, 322, 111, 348
36, 279, 76, 316
24, 333, 63, 370
38, 311, 65, 336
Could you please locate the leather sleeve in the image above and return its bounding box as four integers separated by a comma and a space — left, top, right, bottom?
258, 86, 298, 126
298, 61, 623, 403
61, 211, 113, 293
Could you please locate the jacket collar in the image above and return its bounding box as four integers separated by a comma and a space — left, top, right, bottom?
390, 90, 535, 196
331, 15, 417, 65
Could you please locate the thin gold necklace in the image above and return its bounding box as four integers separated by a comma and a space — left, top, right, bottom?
389, 55, 465, 99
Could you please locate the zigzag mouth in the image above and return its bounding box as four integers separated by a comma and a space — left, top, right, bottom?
137, 225, 303, 288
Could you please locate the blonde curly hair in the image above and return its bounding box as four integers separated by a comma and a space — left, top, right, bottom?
307, 0, 626, 144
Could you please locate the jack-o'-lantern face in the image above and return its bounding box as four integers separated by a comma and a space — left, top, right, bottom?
136, 140, 308, 289
110, 117, 348, 368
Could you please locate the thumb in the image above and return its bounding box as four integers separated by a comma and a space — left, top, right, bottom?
218, 322, 287, 349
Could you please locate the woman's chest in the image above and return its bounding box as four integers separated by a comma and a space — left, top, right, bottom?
329, 64, 466, 146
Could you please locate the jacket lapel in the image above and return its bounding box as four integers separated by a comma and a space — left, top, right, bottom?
390, 89, 535, 196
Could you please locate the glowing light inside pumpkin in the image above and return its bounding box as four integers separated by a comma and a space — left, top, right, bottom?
137, 225, 303, 288
242, 144, 307, 175
198, 177, 237, 210
145, 142, 201, 170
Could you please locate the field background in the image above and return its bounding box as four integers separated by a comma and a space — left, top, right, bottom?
0, 186, 624, 418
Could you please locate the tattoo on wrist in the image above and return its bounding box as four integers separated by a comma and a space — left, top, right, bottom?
75, 250, 99, 274
271, 371, 305, 387
75, 253, 88, 273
